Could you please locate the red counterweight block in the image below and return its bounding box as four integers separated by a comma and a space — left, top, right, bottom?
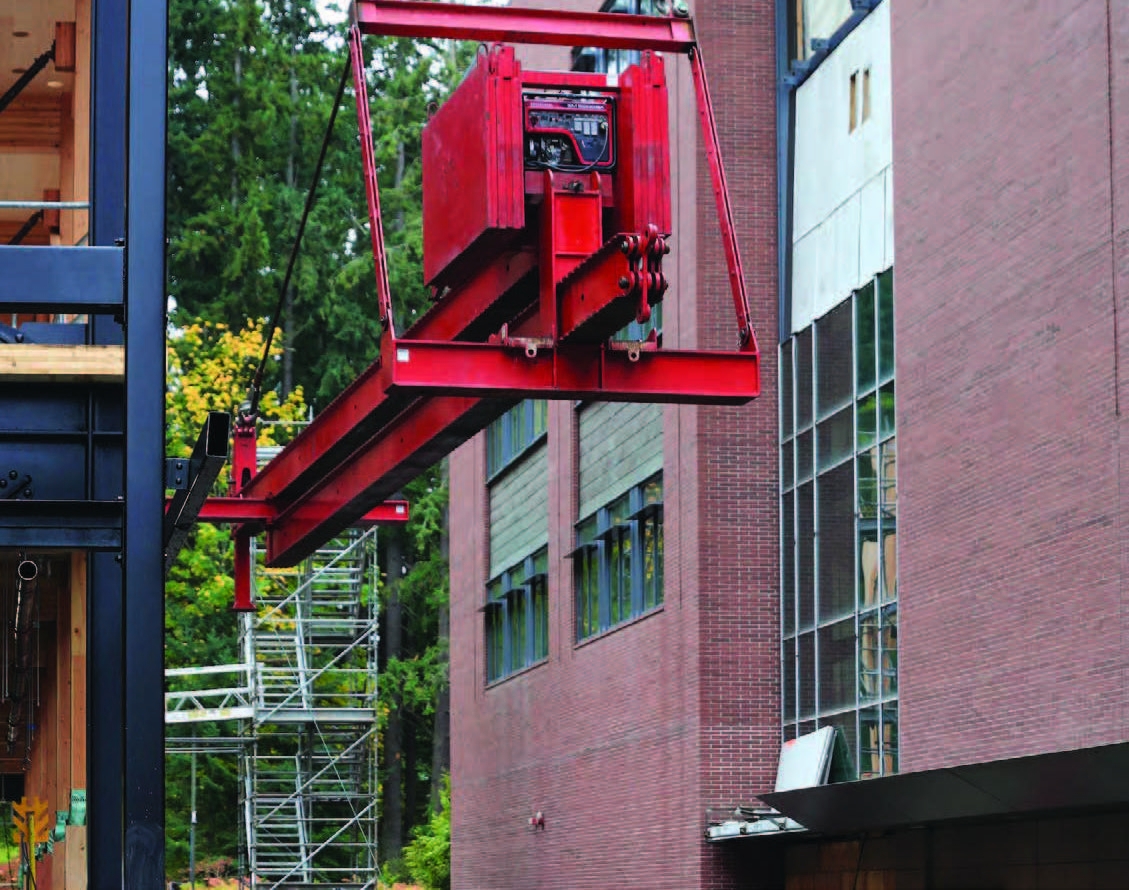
421, 45, 673, 295
422, 47, 525, 291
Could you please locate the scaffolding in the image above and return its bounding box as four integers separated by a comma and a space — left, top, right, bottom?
166, 525, 380, 888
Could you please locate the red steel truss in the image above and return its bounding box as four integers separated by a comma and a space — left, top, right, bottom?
241, 1, 761, 567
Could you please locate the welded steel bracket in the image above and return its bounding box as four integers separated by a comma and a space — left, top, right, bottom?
163, 411, 231, 574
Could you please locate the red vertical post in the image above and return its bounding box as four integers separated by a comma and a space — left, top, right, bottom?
688, 46, 757, 351
231, 415, 258, 612
349, 25, 395, 335
539, 170, 605, 341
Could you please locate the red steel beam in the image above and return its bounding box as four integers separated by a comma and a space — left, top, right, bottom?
177, 497, 410, 527
385, 341, 760, 405
266, 396, 512, 566
353, 0, 696, 51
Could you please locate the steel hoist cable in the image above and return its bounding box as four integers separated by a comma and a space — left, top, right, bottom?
245, 51, 353, 422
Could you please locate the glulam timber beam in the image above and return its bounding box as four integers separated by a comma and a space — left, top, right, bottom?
0, 344, 124, 382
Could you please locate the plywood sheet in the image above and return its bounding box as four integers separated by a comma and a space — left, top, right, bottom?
0, 344, 124, 382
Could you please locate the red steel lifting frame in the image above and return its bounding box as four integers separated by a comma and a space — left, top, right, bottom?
245, 0, 761, 567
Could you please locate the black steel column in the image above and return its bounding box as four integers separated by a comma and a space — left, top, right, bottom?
87, 0, 129, 886
122, 0, 168, 884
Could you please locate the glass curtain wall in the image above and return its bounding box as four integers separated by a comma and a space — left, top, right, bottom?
780, 268, 896, 778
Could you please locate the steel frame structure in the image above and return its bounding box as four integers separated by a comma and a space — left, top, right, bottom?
247, 0, 762, 569
0, 0, 167, 885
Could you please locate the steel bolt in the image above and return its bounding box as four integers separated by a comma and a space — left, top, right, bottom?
619, 277, 630, 289
673, 1, 689, 17
8, 471, 17, 481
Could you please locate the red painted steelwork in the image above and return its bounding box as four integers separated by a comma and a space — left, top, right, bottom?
353, 0, 696, 51
385, 341, 760, 404
174, 497, 410, 528
253, 7, 760, 566
350, 26, 395, 331
689, 46, 755, 349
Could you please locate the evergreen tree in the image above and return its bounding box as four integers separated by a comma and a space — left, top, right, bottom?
166, 1, 470, 876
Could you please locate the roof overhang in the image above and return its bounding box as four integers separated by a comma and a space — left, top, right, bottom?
760, 741, 1129, 835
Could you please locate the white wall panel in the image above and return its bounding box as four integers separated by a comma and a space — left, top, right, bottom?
791, 2, 893, 332
859, 171, 886, 283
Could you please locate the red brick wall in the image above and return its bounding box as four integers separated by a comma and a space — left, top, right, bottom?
692, 2, 778, 887
893, 0, 1129, 770
448, 1, 779, 887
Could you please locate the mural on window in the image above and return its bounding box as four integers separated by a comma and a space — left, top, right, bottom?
486, 549, 549, 684
575, 474, 663, 641
780, 267, 896, 778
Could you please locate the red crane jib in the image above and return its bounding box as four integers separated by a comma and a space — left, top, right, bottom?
235, 1, 760, 568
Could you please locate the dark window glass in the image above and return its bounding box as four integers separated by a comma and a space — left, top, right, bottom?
796, 429, 814, 484
816, 300, 853, 419
881, 605, 898, 697
882, 701, 899, 775
781, 491, 795, 636
859, 705, 881, 778
796, 327, 813, 430
798, 631, 816, 719
781, 443, 795, 491
641, 509, 663, 611
533, 578, 549, 661
818, 618, 856, 713
486, 549, 549, 682
816, 405, 853, 471
781, 342, 794, 440
855, 282, 876, 394
817, 461, 854, 622
878, 268, 894, 382
857, 391, 877, 452
878, 381, 895, 442
575, 474, 663, 641
857, 449, 878, 521
486, 399, 548, 478
820, 711, 858, 781
783, 635, 796, 722
859, 609, 880, 703
797, 482, 815, 631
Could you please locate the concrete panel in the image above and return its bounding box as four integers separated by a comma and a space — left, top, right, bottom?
884, 166, 895, 269
793, 2, 892, 240
578, 401, 662, 518
488, 443, 548, 576
859, 170, 886, 283
791, 2, 893, 332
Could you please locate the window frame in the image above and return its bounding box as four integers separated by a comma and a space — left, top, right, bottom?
486, 399, 548, 481
485, 548, 549, 685
573, 474, 664, 642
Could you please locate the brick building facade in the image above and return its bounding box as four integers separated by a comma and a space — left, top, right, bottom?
448, 1, 1129, 888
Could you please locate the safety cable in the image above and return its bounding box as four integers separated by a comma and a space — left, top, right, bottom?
245, 51, 352, 421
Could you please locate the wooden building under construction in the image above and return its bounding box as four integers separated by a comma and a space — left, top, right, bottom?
0, 0, 169, 886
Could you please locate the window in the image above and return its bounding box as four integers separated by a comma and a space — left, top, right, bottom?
485, 548, 549, 684
780, 268, 896, 778
574, 474, 663, 641
571, 0, 663, 76
789, 0, 856, 63
486, 399, 548, 478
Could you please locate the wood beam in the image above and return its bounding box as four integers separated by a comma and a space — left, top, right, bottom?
0, 94, 64, 153
0, 345, 125, 382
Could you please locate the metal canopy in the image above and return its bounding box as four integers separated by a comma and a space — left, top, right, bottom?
760, 741, 1129, 835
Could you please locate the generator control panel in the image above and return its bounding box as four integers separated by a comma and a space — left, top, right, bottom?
523, 93, 615, 172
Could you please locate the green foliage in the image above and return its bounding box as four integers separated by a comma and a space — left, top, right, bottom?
165, 318, 308, 877
167, 0, 466, 876
402, 775, 451, 890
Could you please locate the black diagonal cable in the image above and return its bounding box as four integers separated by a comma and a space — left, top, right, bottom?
246, 51, 352, 420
